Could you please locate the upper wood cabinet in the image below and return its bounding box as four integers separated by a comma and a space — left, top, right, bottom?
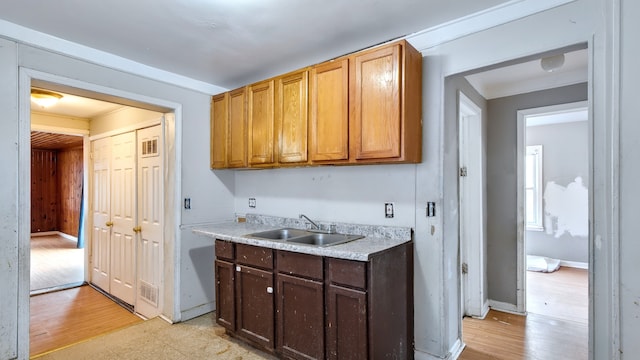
248, 80, 275, 166
276, 70, 309, 164
310, 59, 350, 162
350, 40, 422, 163
228, 87, 248, 168
210, 39, 422, 169
210, 93, 228, 169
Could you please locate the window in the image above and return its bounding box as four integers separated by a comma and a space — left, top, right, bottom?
525, 145, 543, 231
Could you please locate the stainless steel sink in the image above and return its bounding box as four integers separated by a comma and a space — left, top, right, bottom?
285, 233, 364, 247
245, 228, 363, 247
245, 228, 311, 240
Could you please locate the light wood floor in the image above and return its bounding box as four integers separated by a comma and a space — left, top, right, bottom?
30, 285, 143, 357
31, 234, 84, 293
460, 267, 588, 359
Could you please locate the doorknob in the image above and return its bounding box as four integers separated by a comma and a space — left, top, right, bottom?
133, 226, 142, 233
106, 221, 114, 227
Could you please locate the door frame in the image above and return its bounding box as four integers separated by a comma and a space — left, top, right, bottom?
516, 100, 589, 314
18, 68, 183, 322
458, 91, 488, 319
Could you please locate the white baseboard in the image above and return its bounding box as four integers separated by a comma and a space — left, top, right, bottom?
414, 338, 465, 360
488, 299, 525, 315
180, 302, 215, 322
474, 301, 490, 319
559, 260, 588, 269
31, 231, 78, 242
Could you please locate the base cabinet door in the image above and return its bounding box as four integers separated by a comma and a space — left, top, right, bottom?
236, 265, 275, 350
326, 284, 368, 360
214, 259, 235, 331
277, 273, 324, 359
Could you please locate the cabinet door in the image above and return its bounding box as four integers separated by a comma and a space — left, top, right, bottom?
309, 59, 349, 162
236, 265, 275, 350
276, 70, 308, 164
228, 87, 248, 168
210, 93, 228, 169
326, 284, 367, 360
248, 80, 275, 165
351, 44, 401, 160
276, 273, 324, 359
215, 259, 235, 331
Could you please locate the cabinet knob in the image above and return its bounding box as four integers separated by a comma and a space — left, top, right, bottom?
105, 221, 113, 227
236, 266, 241, 272
266, 286, 273, 294
133, 226, 142, 233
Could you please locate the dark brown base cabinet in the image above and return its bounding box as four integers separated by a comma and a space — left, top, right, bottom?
214, 239, 413, 359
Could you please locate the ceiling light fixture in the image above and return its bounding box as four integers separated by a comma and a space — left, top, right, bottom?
31, 89, 63, 108
540, 54, 565, 72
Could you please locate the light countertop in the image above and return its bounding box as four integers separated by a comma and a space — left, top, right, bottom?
191, 215, 412, 261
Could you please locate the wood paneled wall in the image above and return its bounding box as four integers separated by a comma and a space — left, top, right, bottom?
58, 147, 83, 237
31, 149, 58, 233
31, 146, 83, 237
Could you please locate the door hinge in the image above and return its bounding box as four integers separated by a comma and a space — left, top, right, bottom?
461, 263, 469, 274
459, 167, 468, 177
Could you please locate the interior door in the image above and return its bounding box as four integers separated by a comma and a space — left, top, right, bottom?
91, 137, 111, 291
135, 125, 163, 318
109, 131, 137, 305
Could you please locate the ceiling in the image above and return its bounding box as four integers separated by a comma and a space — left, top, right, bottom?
1, 0, 510, 90
31, 131, 83, 150
31, 90, 125, 118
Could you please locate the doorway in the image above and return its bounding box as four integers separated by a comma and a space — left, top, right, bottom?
30, 128, 86, 295
519, 102, 589, 325
24, 74, 177, 354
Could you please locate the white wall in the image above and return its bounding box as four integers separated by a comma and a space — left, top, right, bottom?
235, 165, 416, 226
619, 0, 640, 356
90, 107, 162, 136
31, 112, 90, 132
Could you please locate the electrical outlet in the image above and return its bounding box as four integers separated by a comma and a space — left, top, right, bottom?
248, 198, 256, 208
184, 198, 191, 210
385, 203, 394, 218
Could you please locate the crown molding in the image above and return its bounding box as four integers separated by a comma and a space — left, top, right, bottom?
0, 19, 227, 95
405, 0, 577, 52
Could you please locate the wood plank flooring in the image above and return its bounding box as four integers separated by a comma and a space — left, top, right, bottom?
30, 285, 143, 357
31, 234, 84, 293
460, 267, 588, 359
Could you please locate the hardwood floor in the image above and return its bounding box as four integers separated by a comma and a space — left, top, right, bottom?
460, 267, 588, 359
31, 234, 84, 293
30, 285, 143, 357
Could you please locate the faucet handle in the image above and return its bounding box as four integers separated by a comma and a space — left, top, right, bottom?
328, 224, 337, 234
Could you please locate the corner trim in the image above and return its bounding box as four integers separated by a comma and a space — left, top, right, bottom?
406, 0, 577, 52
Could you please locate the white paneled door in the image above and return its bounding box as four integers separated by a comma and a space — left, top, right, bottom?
91, 137, 112, 292
135, 125, 163, 319
109, 132, 137, 305
90, 124, 164, 315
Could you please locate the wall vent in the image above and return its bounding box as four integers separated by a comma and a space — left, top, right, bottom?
141, 137, 159, 157
140, 280, 159, 307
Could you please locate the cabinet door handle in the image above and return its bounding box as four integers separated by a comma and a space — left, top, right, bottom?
266, 286, 273, 294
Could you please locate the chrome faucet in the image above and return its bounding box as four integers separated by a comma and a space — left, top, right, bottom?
299, 214, 320, 230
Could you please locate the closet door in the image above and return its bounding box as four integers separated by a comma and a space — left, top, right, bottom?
91, 137, 112, 292
109, 131, 137, 305
135, 125, 164, 318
